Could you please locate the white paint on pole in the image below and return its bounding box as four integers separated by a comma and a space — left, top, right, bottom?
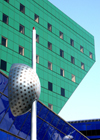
31, 100, 37, 140
32, 27, 36, 72
31, 27, 37, 140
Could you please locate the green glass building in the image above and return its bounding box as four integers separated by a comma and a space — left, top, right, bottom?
0, 0, 95, 114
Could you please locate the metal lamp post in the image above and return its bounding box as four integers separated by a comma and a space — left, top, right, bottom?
8, 27, 40, 140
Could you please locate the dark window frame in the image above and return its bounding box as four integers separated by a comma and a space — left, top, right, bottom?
2, 36, 7, 47
60, 68, 64, 77
4, 0, 9, 3
36, 55, 39, 63
48, 82, 53, 91
0, 59, 7, 71
48, 23, 52, 32
19, 46, 24, 56
80, 46, 84, 53
81, 62, 84, 70
36, 34, 39, 43
61, 88, 65, 97
89, 52, 93, 59
3, 13, 8, 24
35, 14, 39, 23
59, 31, 63, 39
48, 42, 52, 50
71, 56, 75, 64
19, 24, 25, 34
60, 49, 64, 58
20, 3, 25, 14
70, 39, 74, 47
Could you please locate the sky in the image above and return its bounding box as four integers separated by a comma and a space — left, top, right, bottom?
48, 0, 100, 121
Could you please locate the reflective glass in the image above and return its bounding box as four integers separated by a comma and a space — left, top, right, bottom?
56, 119, 65, 131
0, 95, 9, 122
38, 105, 49, 120
43, 124, 55, 140
0, 108, 15, 131
51, 115, 60, 127
0, 130, 21, 140
18, 113, 31, 139
37, 120, 49, 140
10, 112, 29, 135
0, 73, 8, 92
61, 123, 69, 134
45, 111, 55, 124
37, 101, 42, 115
3, 84, 8, 96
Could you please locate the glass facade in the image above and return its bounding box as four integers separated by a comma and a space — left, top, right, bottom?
70, 120, 100, 140
0, 71, 89, 140
0, 0, 95, 114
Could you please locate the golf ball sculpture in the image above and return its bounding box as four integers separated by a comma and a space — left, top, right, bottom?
8, 63, 41, 117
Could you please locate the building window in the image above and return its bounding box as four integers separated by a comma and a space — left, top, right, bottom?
71, 56, 75, 64
3, 13, 8, 24
89, 52, 92, 59
48, 62, 52, 70
48, 103, 53, 110
81, 62, 84, 70
48, 42, 52, 50
36, 34, 39, 43
60, 68, 64, 77
4, 0, 9, 3
60, 31, 63, 39
19, 46, 24, 56
35, 14, 39, 23
20, 3, 25, 14
70, 39, 74, 47
2, 36, 7, 47
80, 46, 84, 53
36, 55, 39, 63
48, 82, 52, 91
61, 88, 65, 97
48, 23, 52, 32
0, 60, 7, 71
72, 74, 75, 82
60, 49, 64, 58
19, 24, 25, 34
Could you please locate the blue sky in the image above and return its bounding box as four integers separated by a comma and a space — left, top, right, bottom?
48, 0, 100, 121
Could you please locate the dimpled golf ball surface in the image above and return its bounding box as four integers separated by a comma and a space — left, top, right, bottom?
8, 63, 41, 116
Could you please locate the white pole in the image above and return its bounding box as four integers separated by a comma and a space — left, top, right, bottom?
31, 27, 37, 140
32, 27, 36, 72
